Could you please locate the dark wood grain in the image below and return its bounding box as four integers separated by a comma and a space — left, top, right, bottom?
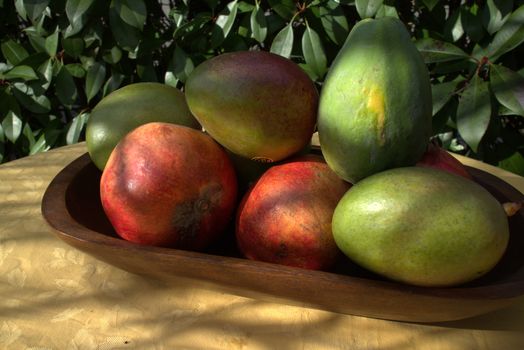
41, 153, 524, 323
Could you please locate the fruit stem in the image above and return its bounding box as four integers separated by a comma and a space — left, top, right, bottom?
503, 201, 523, 217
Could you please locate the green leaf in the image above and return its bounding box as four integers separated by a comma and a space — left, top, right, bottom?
55, 66, 78, 107
170, 2, 189, 27
237, 1, 254, 12
0, 88, 21, 118
62, 37, 85, 58
486, 5, 524, 61
0, 89, 9, 119
24, 27, 47, 52
490, 64, 524, 116
44, 27, 59, 57
268, 0, 295, 20
22, 123, 36, 149
203, 0, 218, 10
217, 0, 238, 38
164, 71, 178, 88
415, 38, 470, 64
444, 9, 464, 42
0, 63, 12, 74
85, 62, 106, 102
461, 6, 485, 42
136, 61, 157, 82
433, 59, 475, 75
250, 4, 267, 43
270, 23, 294, 58
375, 3, 399, 18
171, 46, 194, 83
498, 151, 524, 176
1, 40, 29, 66
112, 0, 147, 31
482, 0, 513, 35
421, 0, 439, 11
3, 65, 38, 81
24, 0, 49, 22
14, 0, 27, 20
432, 98, 458, 134
431, 80, 459, 116
109, 1, 142, 51
0, 125, 4, 162
173, 15, 211, 41
82, 24, 103, 48
12, 82, 51, 113
302, 24, 327, 78
66, 0, 95, 35
299, 63, 319, 82
34, 118, 62, 153
318, 1, 349, 46
65, 63, 85, 78
211, 0, 239, 47
456, 74, 491, 153
355, 0, 383, 19
1, 110, 23, 143
37, 58, 53, 91
29, 133, 51, 155
102, 72, 125, 97
102, 46, 122, 64
66, 112, 89, 145
17, 52, 48, 69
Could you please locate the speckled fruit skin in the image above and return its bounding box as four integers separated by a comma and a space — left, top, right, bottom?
416, 143, 472, 180
332, 167, 509, 287
318, 17, 432, 183
185, 51, 318, 163
100, 122, 237, 250
236, 155, 351, 270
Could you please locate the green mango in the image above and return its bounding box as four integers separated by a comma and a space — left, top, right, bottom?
318, 17, 432, 183
86, 83, 200, 170
332, 167, 510, 287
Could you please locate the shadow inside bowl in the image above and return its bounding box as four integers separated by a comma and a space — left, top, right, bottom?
64, 154, 524, 288
43, 152, 524, 323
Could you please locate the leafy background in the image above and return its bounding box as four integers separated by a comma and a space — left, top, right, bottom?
0, 0, 523, 175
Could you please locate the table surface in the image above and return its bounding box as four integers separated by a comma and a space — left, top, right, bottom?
1, 142, 524, 350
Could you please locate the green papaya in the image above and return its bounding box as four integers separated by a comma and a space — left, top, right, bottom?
332, 167, 510, 287
318, 17, 432, 183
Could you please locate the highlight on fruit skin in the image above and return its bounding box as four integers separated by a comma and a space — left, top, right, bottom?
184, 50, 318, 163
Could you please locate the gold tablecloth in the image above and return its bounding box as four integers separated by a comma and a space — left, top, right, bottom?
1, 142, 524, 349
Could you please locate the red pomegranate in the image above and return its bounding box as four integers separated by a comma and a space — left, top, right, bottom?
236, 155, 351, 270
100, 122, 237, 250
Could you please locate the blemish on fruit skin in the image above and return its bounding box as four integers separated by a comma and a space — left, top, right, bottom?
366, 85, 386, 145
172, 183, 223, 245
276, 242, 288, 258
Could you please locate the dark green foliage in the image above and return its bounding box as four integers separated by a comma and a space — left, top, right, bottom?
0, 0, 523, 175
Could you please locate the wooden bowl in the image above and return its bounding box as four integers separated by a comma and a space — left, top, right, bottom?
41, 152, 524, 323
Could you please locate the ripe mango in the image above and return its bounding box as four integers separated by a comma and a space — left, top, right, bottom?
318, 17, 432, 183
332, 167, 510, 287
185, 51, 318, 163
